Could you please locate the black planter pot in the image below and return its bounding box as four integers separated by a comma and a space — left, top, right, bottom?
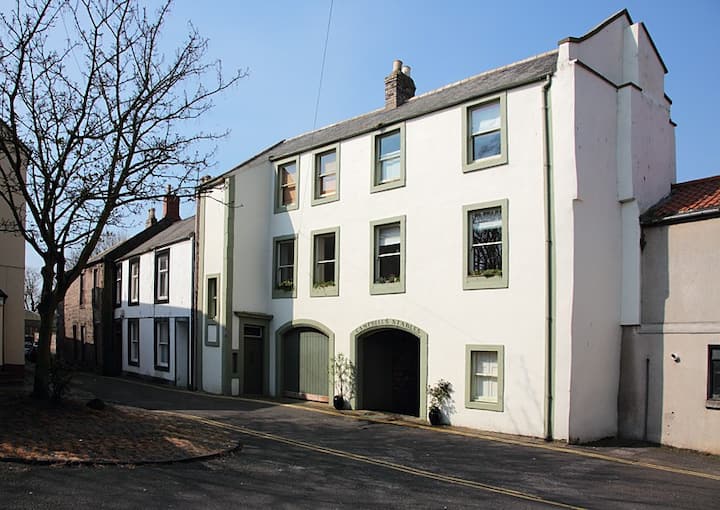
333, 395, 345, 410
428, 406, 442, 426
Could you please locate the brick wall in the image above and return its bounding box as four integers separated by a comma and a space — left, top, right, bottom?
63, 261, 104, 369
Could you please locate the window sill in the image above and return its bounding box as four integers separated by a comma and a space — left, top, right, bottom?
706, 400, 720, 410
371, 179, 405, 194
370, 281, 405, 295
462, 154, 507, 173
128, 301, 139, 307
463, 274, 508, 290
466, 399, 503, 412
310, 284, 339, 298
154, 365, 170, 372
155, 298, 169, 304
127, 361, 139, 367
311, 194, 339, 207
272, 288, 296, 299
274, 203, 299, 214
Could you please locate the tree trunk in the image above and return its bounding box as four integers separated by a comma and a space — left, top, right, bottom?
32, 263, 57, 399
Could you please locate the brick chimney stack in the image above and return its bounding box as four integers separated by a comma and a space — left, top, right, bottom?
146, 207, 157, 228
162, 185, 181, 222
384, 59, 416, 109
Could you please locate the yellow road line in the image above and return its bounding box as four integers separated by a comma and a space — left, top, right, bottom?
99, 375, 720, 482
161, 410, 585, 510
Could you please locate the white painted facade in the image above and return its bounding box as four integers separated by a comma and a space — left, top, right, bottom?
197, 11, 676, 443
115, 232, 194, 386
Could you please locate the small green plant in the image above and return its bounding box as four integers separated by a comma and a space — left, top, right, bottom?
276, 280, 294, 291
313, 280, 335, 288
469, 269, 502, 278
427, 379, 453, 411
330, 353, 356, 401
377, 274, 400, 284
49, 355, 74, 403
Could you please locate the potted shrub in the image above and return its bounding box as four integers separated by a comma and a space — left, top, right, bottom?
427, 379, 453, 426
330, 353, 356, 410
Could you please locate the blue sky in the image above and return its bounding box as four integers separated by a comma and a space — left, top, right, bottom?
163, 0, 719, 184
24, 0, 720, 268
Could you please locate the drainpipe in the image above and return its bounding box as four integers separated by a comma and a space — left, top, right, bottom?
542, 74, 555, 441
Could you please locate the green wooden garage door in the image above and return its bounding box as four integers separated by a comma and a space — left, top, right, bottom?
283, 328, 329, 402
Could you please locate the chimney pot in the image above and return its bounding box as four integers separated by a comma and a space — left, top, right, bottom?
146, 207, 157, 228
401, 65, 411, 77
392, 59, 402, 72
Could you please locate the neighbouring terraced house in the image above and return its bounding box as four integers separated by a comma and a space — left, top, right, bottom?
196, 9, 681, 444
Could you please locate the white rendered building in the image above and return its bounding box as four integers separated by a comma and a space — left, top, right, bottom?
196, 10, 675, 443
115, 209, 195, 388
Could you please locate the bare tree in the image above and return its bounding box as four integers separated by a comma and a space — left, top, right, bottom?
24, 267, 41, 312
0, 0, 245, 398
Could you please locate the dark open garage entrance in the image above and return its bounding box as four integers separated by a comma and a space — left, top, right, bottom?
358, 328, 420, 416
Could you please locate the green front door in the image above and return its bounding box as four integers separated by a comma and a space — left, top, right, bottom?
283, 328, 329, 402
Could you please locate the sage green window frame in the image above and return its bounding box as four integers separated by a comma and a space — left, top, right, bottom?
311, 144, 340, 206
465, 344, 504, 412
463, 199, 509, 290
204, 274, 220, 347
369, 215, 406, 295
310, 227, 340, 297
272, 234, 298, 299
274, 155, 300, 214
462, 92, 508, 173
370, 123, 406, 193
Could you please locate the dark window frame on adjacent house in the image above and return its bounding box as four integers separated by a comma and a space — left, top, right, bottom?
79, 272, 85, 307
155, 249, 170, 303
708, 345, 720, 409
127, 318, 140, 367
154, 317, 170, 371
128, 257, 140, 306
114, 263, 122, 307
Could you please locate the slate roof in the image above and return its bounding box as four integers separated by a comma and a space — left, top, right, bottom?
120, 216, 195, 260
641, 175, 720, 225
205, 50, 558, 185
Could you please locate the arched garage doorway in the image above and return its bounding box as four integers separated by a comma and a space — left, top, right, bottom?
351, 320, 428, 418
276, 320, 334, 403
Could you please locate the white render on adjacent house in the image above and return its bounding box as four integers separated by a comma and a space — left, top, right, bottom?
116, 216, 195, 387
196, 10, 676, 443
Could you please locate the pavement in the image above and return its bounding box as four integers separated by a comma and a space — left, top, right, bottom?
1, 368, 719, 508
0, 369, 241, 465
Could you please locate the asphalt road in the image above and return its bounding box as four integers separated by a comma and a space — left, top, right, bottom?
1, 374, 718, 509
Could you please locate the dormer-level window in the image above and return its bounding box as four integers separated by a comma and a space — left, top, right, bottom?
155, 250, 169, 303
312, 146, 339, 206
463, 93, 507, 172
371, 124, 405, 193
275, 157, 299, 213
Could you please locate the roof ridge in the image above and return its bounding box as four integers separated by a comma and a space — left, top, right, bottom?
281, 49, 559, 146
671, 174, 720, 188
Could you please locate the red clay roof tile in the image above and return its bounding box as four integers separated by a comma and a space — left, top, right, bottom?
642, 175, 720, 224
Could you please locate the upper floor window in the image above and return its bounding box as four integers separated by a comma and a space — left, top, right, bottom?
129, 258, 140, 305
155, 250, 169, 302
371, 125, 405, 193
370, 216, 406, 295
274, 157, 299, 213
463, 200, 508, 290
79, 272, 85, 306
311, 227, 339, 297
114, 264, 122, 306
272, 235, 297, 299
207, 276, 218, 322
92, 268, 99, 289
462, 93, 507, 172
312, 146, 339, 206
